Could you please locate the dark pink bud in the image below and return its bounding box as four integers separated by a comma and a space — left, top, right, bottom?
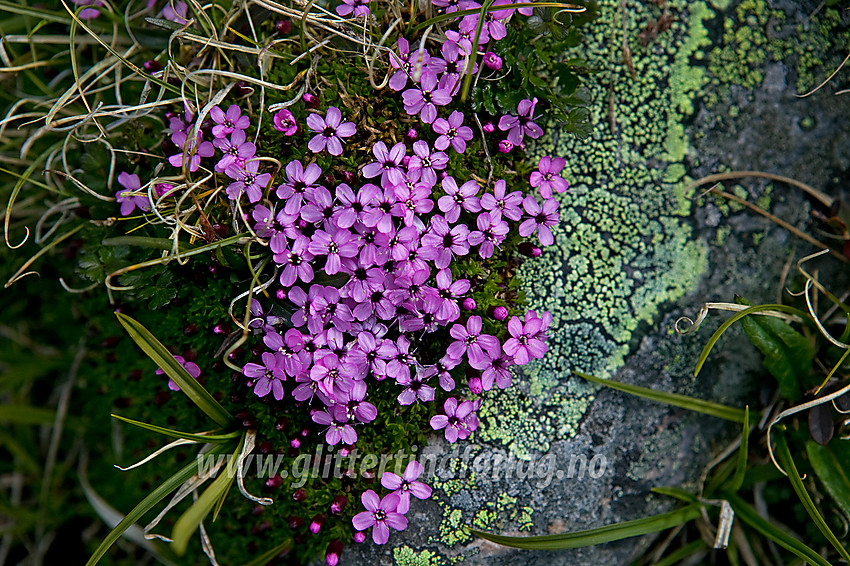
462, 297, 477, 310
482, 121, 495, 133
309, 514, 325, 534
275, 19, 292, 34
276, 288, 287, 300
265, 474, 282, 489
402, 155, 411, 167
353, 531, 366, 543
340, 170, 355, 183
290, 438, 301, 449
292, 488, 307, 502
330, 494, 348, 515
143, 59, 163, 73
326, 540, 343, 566
302, 92, 319, 108
405, 128, 419, 142
498, 140, 513, 153
493, 306, 508, 320
468, 376, 483, 394
287, 515, 304, 529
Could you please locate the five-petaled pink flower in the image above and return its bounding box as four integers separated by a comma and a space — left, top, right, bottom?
531, 156, 570, 198
380, 461, 432, 513
115, 172, 151, 216
306, 107, 357, 156
352, 491, 408, 544
432, 110, 474, 154
210, 104, 250, 138
503, 311, 549, 365
429, 397, 479, 442
519, 196, 559, 246
498, 97, 544, 145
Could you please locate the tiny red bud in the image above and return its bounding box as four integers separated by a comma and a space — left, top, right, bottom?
275, 19, 292, 34
292, 488, 307, 502
309, 514, 324, 534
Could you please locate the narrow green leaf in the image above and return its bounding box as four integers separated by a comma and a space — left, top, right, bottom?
86, 444, 231, 566
694, 304, 810, 378
115, 313, 234, 427
102, 237, 175, 251
775, 432, 850, 562
654, 539, 708, 566
243, 540, 293, 566
0, 405, 55, 424
725, 493, 832, 566
807, 440, 850, 520
574, 371, 748, 423
727, 406, 750, 493
469, 504, 701, 550
170, 434, 244, 555
737, 298, 814, 401
650, 486, 699, 505
111, 414, 240, 443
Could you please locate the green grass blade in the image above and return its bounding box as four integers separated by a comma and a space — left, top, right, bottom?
0, 405, 55, 424
469, 504, 701, 550
574, 371, 748, 423
102, 237, 176, 251
727, 406, 750, 493
170, 434, 244, 555
775, 431, 850, 562
693, 304, 811, 378
650, 486, 699, 505
111, 414, 240, 443
86, 443, 230, 566
654, 539, 708, 566
242, 540, 294, 566
725, 492, 832, 566
115, 313, 234, 427
807, 440, 850, 520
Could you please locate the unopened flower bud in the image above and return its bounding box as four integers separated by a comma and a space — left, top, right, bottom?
265, 474, 282, 489
290, 437, 301, 449
330, 494, 348, 515
302, 92, 319, 108
287, 515, 304, 529
309, 514, 325, 534
468, 376, 483, 394
462, 297, 477, 310
482, 121, 495, 133
498, 140, 513, 153
276, 288, 287, 300
518, 242, 542, 257
483, 52, 503, 70
292, 488, 307, 502
275, 19, 292, 34
143, 59, 162, 73
493, 306, 508, 320
326, 540, 343, 566
405, 128, 419, 142
353, 531, 366, 543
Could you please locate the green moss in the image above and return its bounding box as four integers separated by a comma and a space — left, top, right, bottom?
394, 546, 446, 566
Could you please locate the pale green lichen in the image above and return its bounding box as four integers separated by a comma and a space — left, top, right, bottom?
394, 546, 445, 566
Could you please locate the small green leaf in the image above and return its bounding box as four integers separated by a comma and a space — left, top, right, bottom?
86, 443, 231, 566
774, 431, 850, 563
115, 313, 234, 427
694, 303, 810, 379
469, 504, 701, 550
650, 486, 699, 504
807, 440, 850, 520
573, 371, 748, 423
737, 297, 814, 401
170, 434, 244, 555
725, 492, 832, 566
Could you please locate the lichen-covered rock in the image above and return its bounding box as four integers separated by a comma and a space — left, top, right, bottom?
347, 0, 850, 563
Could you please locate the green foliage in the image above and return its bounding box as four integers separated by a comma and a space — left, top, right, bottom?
736, 297, 815, 401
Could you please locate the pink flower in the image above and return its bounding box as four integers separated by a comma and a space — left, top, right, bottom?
429, 397, 479, 442
272, 108, 298, 135
402, 71, 452, 124
209, 104, 250, 138
380, 461, 432, 513
115, 172, 150, 216
519, 196, 559, 246
498, 97, 544, 145
351, 491, 408, 544
155, 355, 201, 392
306, 107, 356, 156
432, 111, 474, 154
530, 156, 569, 198
503, 311, 549, 365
